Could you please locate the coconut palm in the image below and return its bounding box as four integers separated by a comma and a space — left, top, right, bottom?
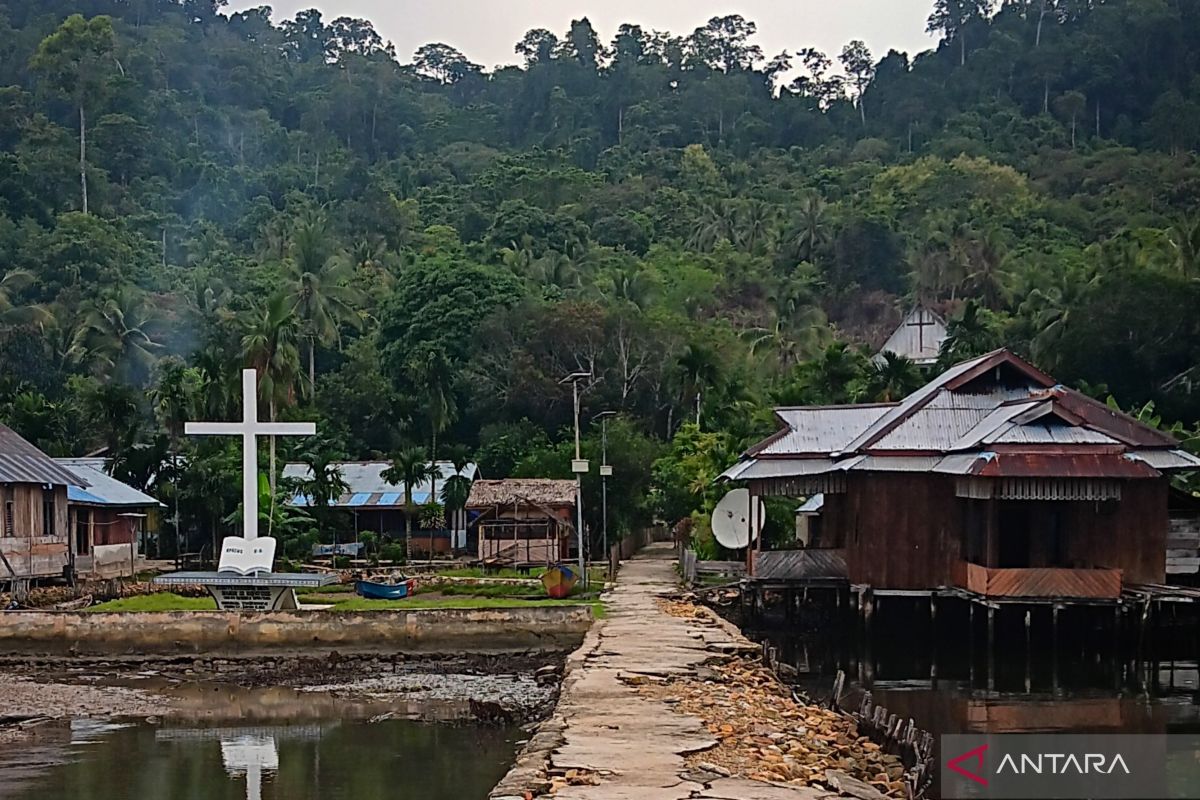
241, 292, 302, 507
790, 194, 831, 262
0, 269, 53, 330
284, 211, 364, 394
409, 349, 457, 493
75, 286, 161, 384
863, 352, 923, 402
383, 446, 432, 563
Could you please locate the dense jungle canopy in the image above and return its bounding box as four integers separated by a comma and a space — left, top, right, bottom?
0, 0, 1198, 557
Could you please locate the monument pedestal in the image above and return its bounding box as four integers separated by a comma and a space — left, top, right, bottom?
154, 571, 336, 612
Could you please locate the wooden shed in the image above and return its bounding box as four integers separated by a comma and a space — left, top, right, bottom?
0, 424, 82, 583
56, 458, 162, 579
725, 349, 1200, 601
466, 479, 577, 566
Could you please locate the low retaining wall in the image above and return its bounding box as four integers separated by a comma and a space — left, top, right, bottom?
0, 606, 594, 655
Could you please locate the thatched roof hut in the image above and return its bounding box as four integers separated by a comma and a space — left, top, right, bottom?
466, 479, 577, 510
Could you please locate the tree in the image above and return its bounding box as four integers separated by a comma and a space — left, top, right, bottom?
926, 0, 993, 66
1053, 90, 1087, 148
687, 15, 763, 73
241, 292, 301, 502
839, 40, 875, 128
383, 446, 431, 563
30, 15, 115, 215
75, 287, 161, 385
283, 211, 363, 393
0, 270, 53, 330
516, 29, 559, 67
678, 343, 721, 429
863, 352, 923, 401
413, 43, 479, 84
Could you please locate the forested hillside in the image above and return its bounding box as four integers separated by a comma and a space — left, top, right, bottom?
1, 0, 1198, 556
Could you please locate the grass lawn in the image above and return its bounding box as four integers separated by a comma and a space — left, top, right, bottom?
88, 594, 217, 612
87, 592, 604, 617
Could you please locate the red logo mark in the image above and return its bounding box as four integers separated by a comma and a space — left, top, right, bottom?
947, 743, 990, 786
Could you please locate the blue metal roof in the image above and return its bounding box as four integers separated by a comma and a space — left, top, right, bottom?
379, 492, 402, 506
346, 492, 372, 507
68, 486, 108, 504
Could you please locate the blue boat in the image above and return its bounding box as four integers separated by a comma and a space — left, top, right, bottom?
355, 579, 414, 600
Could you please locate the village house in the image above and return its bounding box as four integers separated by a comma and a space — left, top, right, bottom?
0, 424, 81, 583
56, 458, 162, 579
724, 349, 1200, 601
466, 479, 577, 567
283, 460, 478, 555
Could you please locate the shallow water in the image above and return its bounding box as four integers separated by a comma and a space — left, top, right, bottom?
0, 719, 522, 800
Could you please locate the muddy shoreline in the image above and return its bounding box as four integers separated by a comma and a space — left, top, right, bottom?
0, 651, 567, 745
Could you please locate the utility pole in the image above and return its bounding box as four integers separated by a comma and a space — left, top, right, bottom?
562, 371, 592, 584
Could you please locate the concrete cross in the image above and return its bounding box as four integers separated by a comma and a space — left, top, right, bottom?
185, 369, 315, 540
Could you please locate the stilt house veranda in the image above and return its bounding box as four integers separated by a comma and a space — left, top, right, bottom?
722, 349, 1200, 600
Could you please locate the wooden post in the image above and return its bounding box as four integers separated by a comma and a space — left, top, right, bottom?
987, 606, 996, 692
1051, 605, 1060, 695
1024, 608, 1032, 694
930, 594, 938, 682
968, 601, 976, 686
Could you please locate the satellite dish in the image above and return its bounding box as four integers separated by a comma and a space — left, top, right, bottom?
711, 488, 764, 549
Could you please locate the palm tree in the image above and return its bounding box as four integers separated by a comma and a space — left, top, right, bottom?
737, 199, 778, 255
409, 349, 456, 490
863, 352, 923, 402
678, 343, 721, 430
150, 358, 200, 563
0, 269, 53, 330
76, 286, 161, 384
1167, 216, 1200, 280
284, 211, 364, 394
241, 292, 302, 505
790, 194, 830, 262
383, 446, 431, 563
441, 442, 474, 547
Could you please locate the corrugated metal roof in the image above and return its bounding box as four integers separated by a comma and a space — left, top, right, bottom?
795, 493, 825, 514
933, 453, 993, 475
871, 407, 995, 451
972, 453, 1161, 479
987, 424, 1119, 446
0, 425, 83, 486
1127, 449, 1200, 470
876, 307, 947, 365
283, 460, 477, 508
756, 406, 894, 456
55, 459, 161, 507
949, 401, 1043, 450
840, 350, 1055, 455
846, 456, 944, 472
721, 458, 848, 481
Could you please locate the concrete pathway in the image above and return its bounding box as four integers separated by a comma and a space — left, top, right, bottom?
492, 542, 833, 800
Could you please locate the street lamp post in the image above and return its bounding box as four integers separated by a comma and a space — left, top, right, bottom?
561, 371, 592, 583
593, 411, 616, 570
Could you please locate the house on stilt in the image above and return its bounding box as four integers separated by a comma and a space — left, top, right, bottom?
724, 349, 1200, 602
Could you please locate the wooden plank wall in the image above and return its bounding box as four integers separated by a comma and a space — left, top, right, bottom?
1, 484, 69, 578
839, 473, 963, 589
1061, 480, 1166, 584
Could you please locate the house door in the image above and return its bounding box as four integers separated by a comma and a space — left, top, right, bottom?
998, 505, 1031, 568
75, 509, 90, 555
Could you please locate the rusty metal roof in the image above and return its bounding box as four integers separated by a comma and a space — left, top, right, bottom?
970, 452, 1161, 479
0, 424, 82, 486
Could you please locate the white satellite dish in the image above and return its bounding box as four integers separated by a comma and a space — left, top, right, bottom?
711, 488, 764, 549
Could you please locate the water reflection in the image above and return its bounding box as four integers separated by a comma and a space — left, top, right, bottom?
0, 719, 521, 800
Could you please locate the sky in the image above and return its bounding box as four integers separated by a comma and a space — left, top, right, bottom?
226, 1, 940, 71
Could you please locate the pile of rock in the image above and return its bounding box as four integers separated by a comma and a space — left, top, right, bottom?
635, 656, 906, 798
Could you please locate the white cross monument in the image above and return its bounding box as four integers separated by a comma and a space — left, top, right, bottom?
154, 368, 334, 609
187, 369, 315, 546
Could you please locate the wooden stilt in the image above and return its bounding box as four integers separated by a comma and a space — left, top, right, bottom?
1051, 605, 1060, 695
987, 606, 996, 693
1024, 609, 1032, 694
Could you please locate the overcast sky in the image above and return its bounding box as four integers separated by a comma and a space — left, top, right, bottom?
227, 1, 939, 71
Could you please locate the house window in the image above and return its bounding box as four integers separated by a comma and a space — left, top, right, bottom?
42, 492, 55, 538
4, 500, 13, 538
